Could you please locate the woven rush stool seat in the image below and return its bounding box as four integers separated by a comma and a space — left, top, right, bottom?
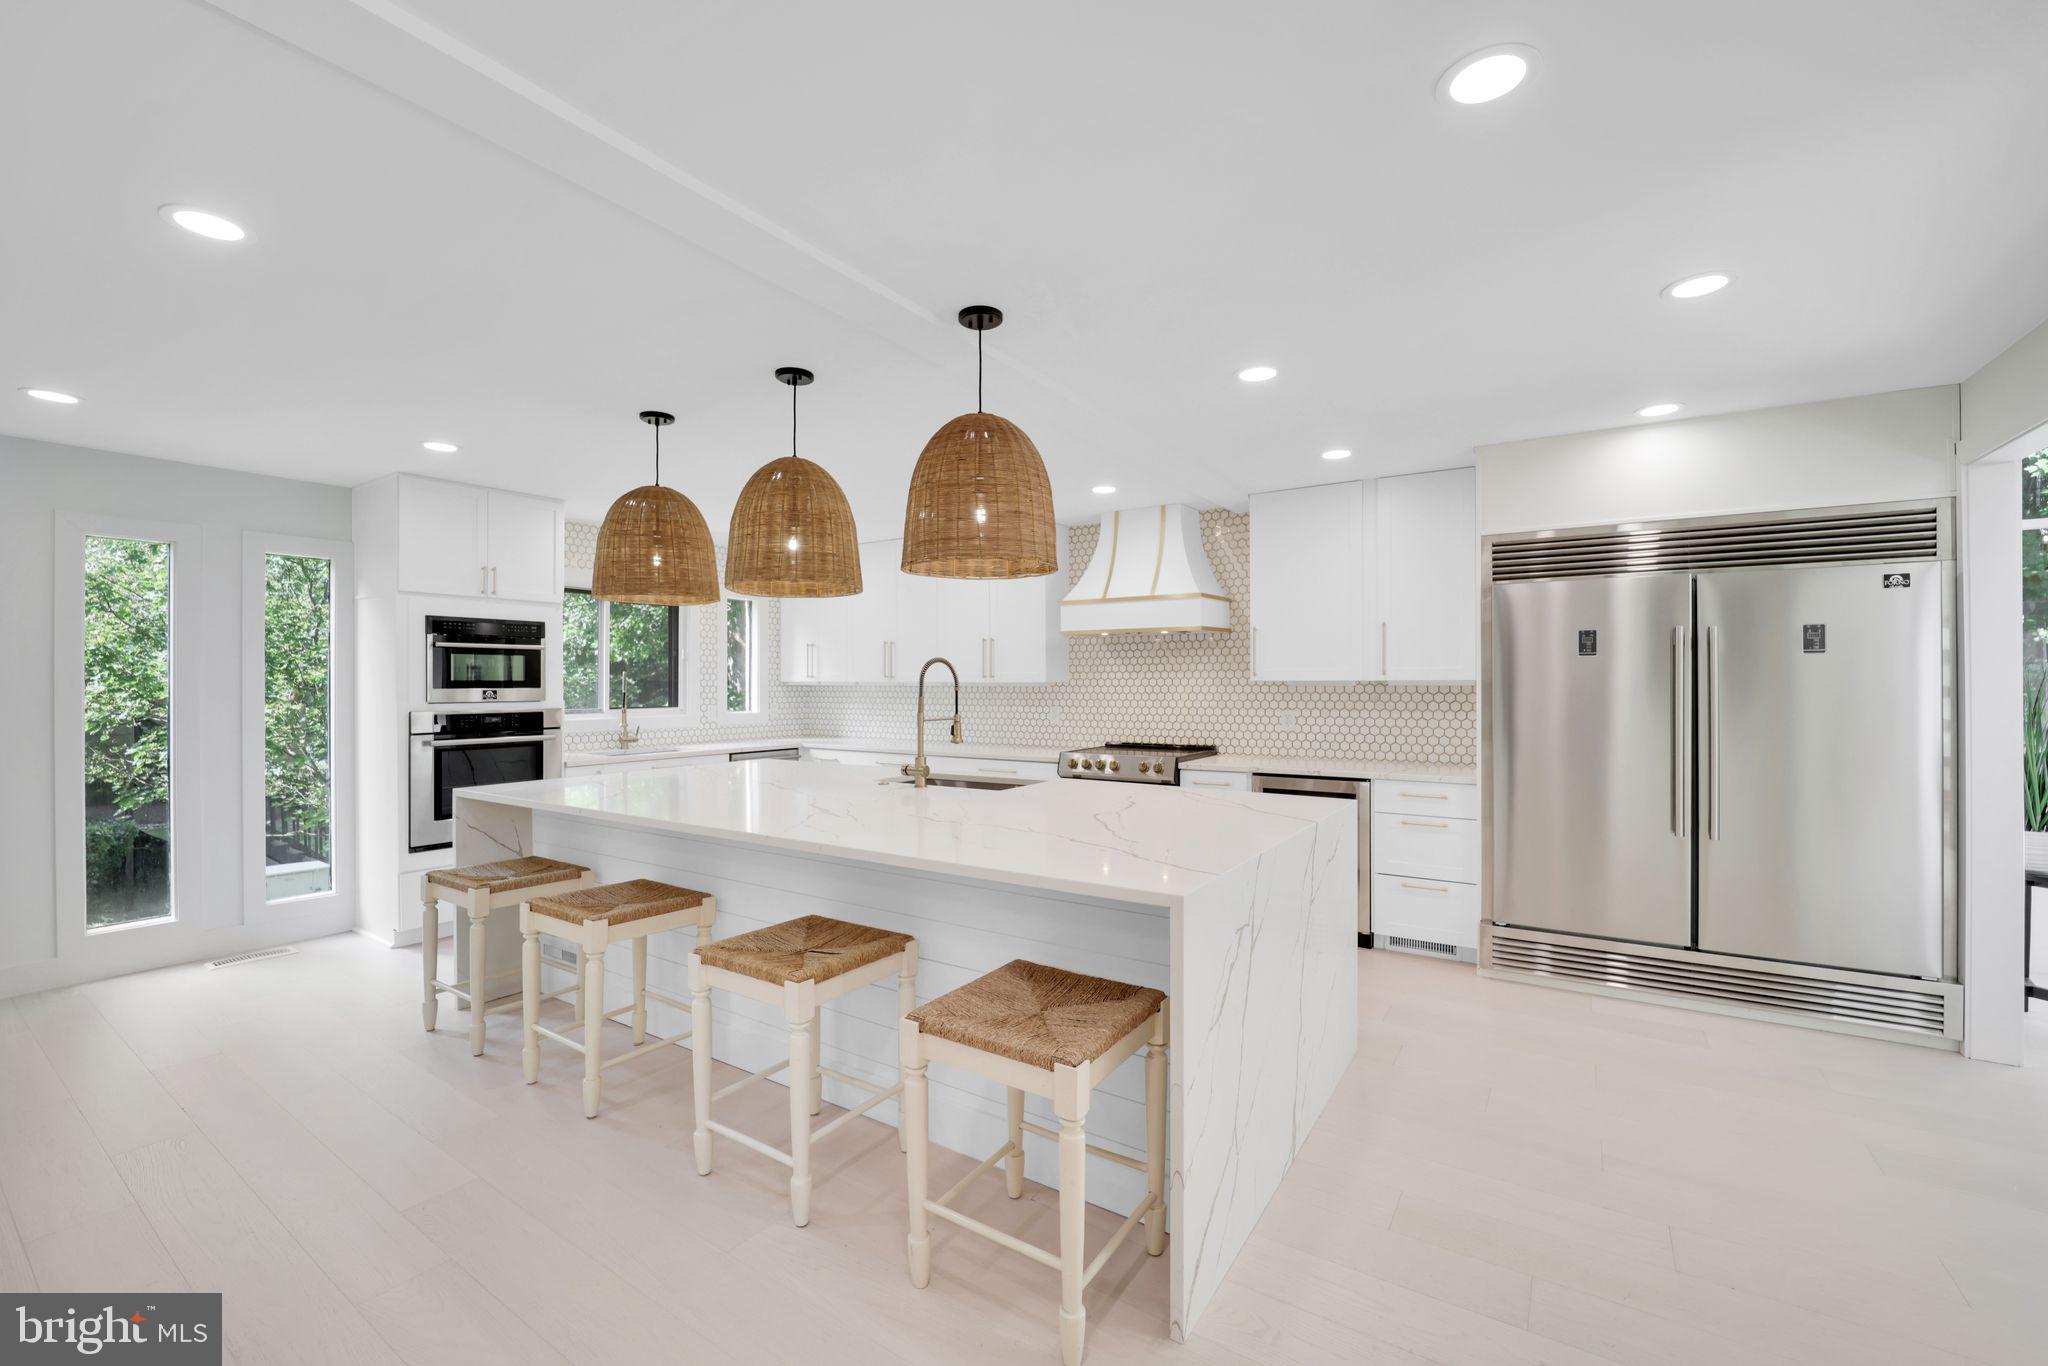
901, 961, 1169, 1366
906, 960, 1167, 1071
527, 879, 711, 927
689, 916, 919, 1228
520, 879, 717, 1118
697, 914, 913, 986
421, 857, 593, 1056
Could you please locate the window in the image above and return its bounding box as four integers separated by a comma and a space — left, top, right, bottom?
2024, 449, 2048, 834
83, 535, 173, 928
562, 589, 681, 712
727, 599, 756, 712
263, 554, 334, 901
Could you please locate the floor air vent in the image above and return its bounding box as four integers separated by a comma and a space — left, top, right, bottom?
1487, 931, 1954, 1038
1488, 505, 1942, 581
208, 946, 298, 970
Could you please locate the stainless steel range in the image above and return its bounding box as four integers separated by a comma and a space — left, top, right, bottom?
1058, 742, 1218, 785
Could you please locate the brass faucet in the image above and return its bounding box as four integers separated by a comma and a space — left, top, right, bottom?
615, 701, 641, 751
901, 657, 963, 789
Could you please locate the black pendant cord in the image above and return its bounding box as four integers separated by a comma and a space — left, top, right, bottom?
791, 377, 798, 458
653, 422, 661, 488
976, 324, 984, 414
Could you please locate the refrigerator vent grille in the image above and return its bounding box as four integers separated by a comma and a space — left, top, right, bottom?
1488, 933, 1950, 1035
1489, 507, 1941, 581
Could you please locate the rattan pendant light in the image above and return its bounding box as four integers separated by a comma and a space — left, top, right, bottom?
724, 367, 862, 597
900, 305, 1057, 579
591, 410, 720, 606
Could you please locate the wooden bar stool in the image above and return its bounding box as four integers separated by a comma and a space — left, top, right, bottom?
900, 960, 1168, 1366
421, 856, 593, 1055
688, 915, 918, 1227
520, 879, 716, 1118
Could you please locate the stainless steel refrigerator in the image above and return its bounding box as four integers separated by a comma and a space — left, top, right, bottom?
1486, 504, 1951, 982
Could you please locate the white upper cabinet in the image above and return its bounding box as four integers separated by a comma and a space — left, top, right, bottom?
392, 476, 562, 602
1250, 481, 1374, 681
485, 490, 564, 603
396, 478, 490, 598
780, 536, 1067, 684
1376, 468, 1477, 681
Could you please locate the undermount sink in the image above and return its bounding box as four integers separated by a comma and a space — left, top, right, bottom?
585, 746, 684, 759
878, 774, 1036, 791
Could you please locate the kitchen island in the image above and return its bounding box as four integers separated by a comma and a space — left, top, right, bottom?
454, 759, 1356, 1339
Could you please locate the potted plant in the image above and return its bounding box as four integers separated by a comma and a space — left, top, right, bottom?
2027, 669, 2048, 871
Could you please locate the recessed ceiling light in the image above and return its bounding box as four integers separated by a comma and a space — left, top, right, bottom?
421, 440, 459, 453
1635, 403, 1683, 418
1437, 45, 1536, 105
1662, 273, 1729, 300
21, 387, 80, 404
1091, 484, 1117, 495
1237, 365, 1277, 383
160, 205, 247, 241
1321, 449, 1353, 461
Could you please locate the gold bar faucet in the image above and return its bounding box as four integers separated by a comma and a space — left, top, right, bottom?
901, 657, 963, 788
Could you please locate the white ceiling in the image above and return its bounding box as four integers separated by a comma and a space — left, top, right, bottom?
5, 0, 2047, 528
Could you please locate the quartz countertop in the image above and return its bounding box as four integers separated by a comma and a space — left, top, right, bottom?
1181, 754, 1477, 785
460, 758, 1349, 907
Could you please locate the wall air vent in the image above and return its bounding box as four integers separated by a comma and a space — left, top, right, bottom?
1488, 504, 1944, 582
1385, 935, 1459, 958
1486, 929, 1958, 1041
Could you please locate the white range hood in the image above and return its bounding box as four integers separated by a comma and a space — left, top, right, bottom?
1060, 504, 1232, 635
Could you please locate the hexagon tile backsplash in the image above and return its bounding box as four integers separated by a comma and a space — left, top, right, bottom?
564, 510, 1476, 763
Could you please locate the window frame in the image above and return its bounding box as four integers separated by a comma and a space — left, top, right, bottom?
241, 532, 355, 920
562, 588, 685, 717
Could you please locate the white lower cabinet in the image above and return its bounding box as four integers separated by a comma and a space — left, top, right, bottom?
1370, 779, 1478, 957
1179, 770, 1252, 792
925, 756, 1058, 782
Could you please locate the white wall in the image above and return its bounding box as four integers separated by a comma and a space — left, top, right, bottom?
1475, 386, 1960, 535
1961, 316, 2048, 463
0, 434, 354, 996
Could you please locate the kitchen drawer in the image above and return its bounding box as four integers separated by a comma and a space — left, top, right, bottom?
1371, 873, 1479, 951
1180, 770, 1252, 792
926, 756, 1057, 782
1371, 811, 1478, 883
1372, 779, 1478, 821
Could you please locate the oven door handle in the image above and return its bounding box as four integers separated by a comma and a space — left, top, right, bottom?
419, 735, 548, 748
428, 636, 545, 651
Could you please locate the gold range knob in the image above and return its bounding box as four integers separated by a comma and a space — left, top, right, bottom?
1138, 761, 1151, 774
1093, 758, 1108, 771
1066, 757, 1079, 769
1109, 760, 1121, 772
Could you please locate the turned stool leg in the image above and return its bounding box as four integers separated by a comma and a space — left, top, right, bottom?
1055, 1066, 1091, 1366
805, 1014, 823, 1117
521, 915, 541, 1085
786, 981, 816, 1226
420, 884, 439, 1033
901, 1020, 930, 1288
631, 937, 649, 1047
466, 889, 491, 1057
897, 943, 918, 1153
1006, 1089, 1026, 1198
1145, 1008, 1168, 1256
582, 940, 606, 1118
690, 954, 713, 1175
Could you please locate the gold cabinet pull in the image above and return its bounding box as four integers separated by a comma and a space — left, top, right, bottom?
1398, 881, 1450, 893
1399, 819, 1448, 829
1397, 791, 1449, 800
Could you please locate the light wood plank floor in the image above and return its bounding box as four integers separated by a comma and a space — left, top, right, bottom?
2, 934, 2044, 1365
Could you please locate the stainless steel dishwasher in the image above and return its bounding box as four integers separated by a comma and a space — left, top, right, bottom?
1252, 773, 1372, 947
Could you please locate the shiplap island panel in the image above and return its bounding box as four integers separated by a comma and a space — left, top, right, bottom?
454, 759, 1356, 1338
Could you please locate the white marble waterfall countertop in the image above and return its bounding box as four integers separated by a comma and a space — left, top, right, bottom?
460, 758, 1348, 907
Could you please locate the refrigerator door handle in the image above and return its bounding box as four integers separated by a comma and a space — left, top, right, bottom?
1705, 623, 1720, 840
1672, 626, 1687, 836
